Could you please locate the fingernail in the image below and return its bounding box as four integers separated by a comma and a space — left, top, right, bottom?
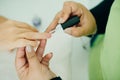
44, 33, 51, 38
58, 18, 64, 23
47, 33, 52, 38
64, 28, 72, 34
50, 52, 53, 55
26, 45, 32, 52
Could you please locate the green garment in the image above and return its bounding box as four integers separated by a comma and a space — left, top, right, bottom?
89, 35, 104, 80
101, 0, 120, 80
89, 0, 120, 80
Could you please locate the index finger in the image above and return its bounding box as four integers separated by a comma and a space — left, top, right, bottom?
36, 39, 47, 61
45, 12, 62, 33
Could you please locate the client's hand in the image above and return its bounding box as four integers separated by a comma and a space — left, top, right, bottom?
0, 16, 51, 51
15, 39, 56, 80
46, 1, 96, 37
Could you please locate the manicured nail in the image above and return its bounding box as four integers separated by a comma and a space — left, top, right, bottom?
43, 33, 51, 38
46, 33, 52, 38
58, 18, 64, 23
64, 28, 72, 34
50, 52, 53, 55
26, 45, 32, 52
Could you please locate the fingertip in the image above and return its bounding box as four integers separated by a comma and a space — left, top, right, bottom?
45, 33, 52, 38
47, 52, 53, 59
50, 52, 53, 57
39, 33, 51, 39
42, 52, 53, 63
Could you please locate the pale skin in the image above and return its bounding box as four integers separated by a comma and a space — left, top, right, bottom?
46, 1, 97, 37
15, 39, 56, 80
0, 16, 51, 51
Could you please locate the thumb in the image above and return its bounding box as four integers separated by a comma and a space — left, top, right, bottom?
25, 45, 40, 67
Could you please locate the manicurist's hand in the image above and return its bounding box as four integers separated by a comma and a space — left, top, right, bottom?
46, 1, 96, 37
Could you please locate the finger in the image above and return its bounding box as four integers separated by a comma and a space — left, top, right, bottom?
36, 39, 47, 61
12, 39, 38, 50
46, 3, 72, 33
16, 27, 37, 34
64, 19, 96, 37
14, 21, 38, 32
20, 32, 51, 40
45, 12, 62, 33
60, 3, 72, 23
41, 53, 53, 67
25, 45, 40, 67
15, 47, 26, 71
64, 1, 82, 17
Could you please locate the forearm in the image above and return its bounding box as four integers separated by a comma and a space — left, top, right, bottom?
0, 16, 8, 24
90, 0, 114, 34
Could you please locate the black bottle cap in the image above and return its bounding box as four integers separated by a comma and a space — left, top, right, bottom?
61, 16, 80, 30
